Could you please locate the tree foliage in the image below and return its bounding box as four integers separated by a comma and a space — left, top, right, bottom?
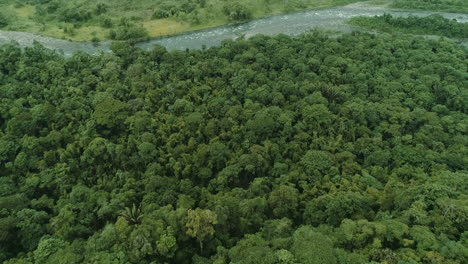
350, 14, 468, 39
392, 0, 468, 13
0, 30, 467, 263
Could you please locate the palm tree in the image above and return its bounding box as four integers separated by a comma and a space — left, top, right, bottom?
121, 204, 143, 226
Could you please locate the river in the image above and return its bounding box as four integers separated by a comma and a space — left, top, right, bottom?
0, 1, 467, 56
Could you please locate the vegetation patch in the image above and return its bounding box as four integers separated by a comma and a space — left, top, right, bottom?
0, 31, 467, 263
392, 0, 468, 13
349, 14, 468, 39
0, 12, 9, 28
15, 5, 35, 18
143, 19, 192, 37
108, 18, 149, 42
0, 0, 363, 41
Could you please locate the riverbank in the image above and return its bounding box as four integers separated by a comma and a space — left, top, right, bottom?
1, 1, 467, 57
0, 0, 366, 42
348, 14, 468, 39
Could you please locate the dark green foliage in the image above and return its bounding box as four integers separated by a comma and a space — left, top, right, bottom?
58, 7, 92, 23
95, 3, 108, 15
0, 12, 9, 28
350, 14, 468, 39
108, 19, 148, 41
393, 0, 468, 13
100, 17, 113, 28
33, 236, 67, 263
291, 226, 337, 264
0, 31, 467, 263
121, 204, 143, 226
223, 3, 252, 21
152, 9, 170, 19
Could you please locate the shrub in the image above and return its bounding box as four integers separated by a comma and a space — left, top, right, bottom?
108, 21, 148, 41
100, 17, 113, 28
153, 9, 170, 19
223, 3, 252, 22
0, 13, 9, 28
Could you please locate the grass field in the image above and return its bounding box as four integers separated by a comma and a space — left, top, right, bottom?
0, 0, 363, 41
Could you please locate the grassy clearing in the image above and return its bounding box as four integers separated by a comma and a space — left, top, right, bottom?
0, 0, 364, 41
143, 19, 192, 37
15, 5, 35, 17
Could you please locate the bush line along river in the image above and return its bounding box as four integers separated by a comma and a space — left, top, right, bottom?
0, 2, 467, 56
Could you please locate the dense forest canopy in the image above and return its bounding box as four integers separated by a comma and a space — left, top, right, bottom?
0, 30, 467, 263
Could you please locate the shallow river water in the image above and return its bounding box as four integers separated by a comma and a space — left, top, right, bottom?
0, 2, 467, 56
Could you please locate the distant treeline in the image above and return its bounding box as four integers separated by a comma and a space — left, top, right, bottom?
392, 0, 468, 13
349, 14, 468, 39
